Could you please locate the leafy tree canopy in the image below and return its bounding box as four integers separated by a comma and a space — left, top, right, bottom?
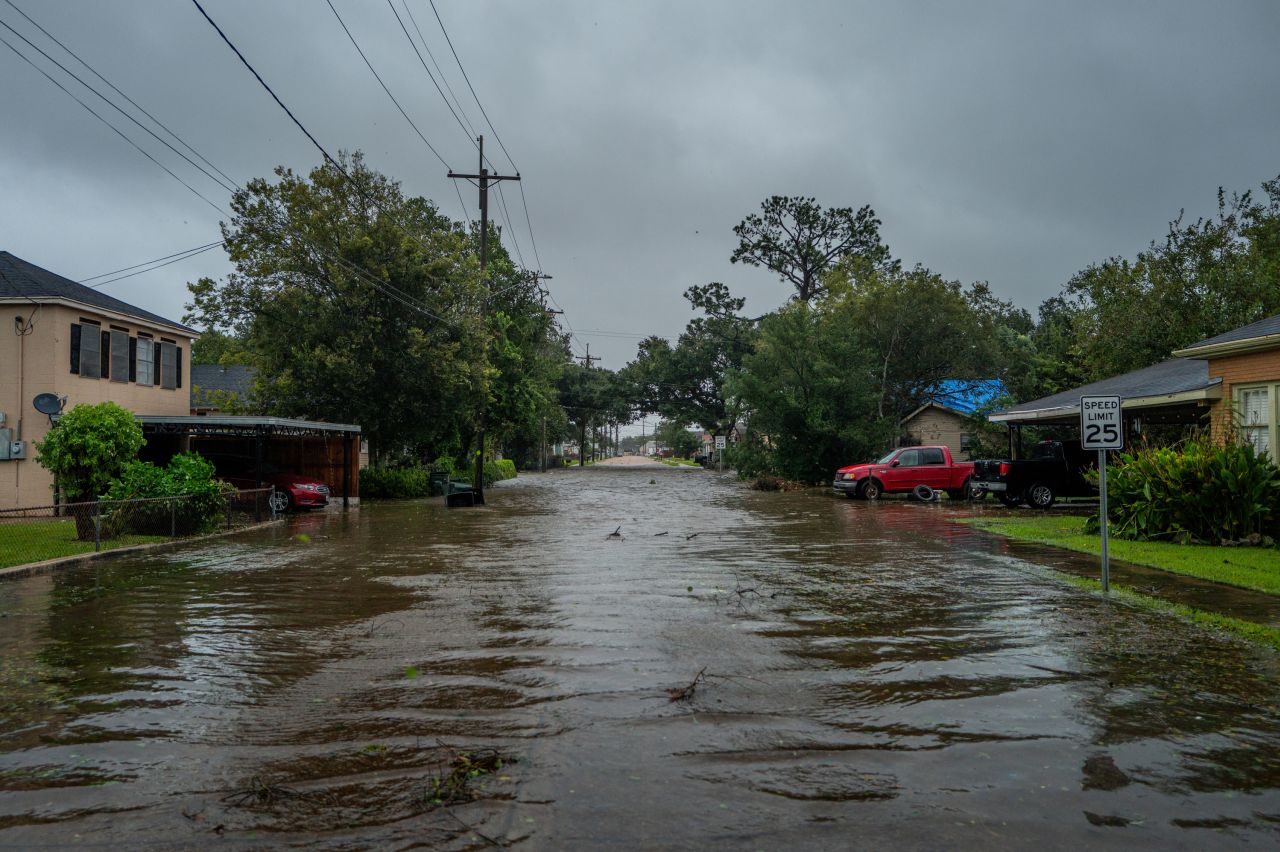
732, 196, 896, 302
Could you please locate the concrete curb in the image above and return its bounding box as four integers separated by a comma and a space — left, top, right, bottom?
0, 518, 286, 583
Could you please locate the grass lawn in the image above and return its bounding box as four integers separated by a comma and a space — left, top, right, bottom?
957, 514, 1280, 596
660, 457, 702, 467
0, 519, 165, 570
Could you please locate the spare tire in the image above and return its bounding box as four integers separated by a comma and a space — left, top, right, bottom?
912, 484, 936, 502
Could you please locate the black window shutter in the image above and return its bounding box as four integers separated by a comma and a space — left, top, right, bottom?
176, 346, 183, 388
70, 323, 81, 374
100, 330, 110, 378
154, 342, 162, 385
129, 337, 138, 382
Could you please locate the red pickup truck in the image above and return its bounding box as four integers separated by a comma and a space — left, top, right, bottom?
832, 446, 975, 500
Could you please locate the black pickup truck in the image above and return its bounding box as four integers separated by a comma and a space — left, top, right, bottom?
969, 439, 1097, 509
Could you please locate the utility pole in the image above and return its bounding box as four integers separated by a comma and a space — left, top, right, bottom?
577, 345, 601, 467
450, 135, 519, 506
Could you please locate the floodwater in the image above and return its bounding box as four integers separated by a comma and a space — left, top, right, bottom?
2, 467, 1279, 850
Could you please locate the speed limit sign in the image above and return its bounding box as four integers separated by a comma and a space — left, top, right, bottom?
1080, 395, 1123, 450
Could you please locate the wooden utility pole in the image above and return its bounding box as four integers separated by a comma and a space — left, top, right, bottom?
449, 136, 519, 505
577, 345, 600, 467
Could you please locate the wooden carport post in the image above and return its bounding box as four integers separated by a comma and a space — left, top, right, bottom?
342, 434, 350, 510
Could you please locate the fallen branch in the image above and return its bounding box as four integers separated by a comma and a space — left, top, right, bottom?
667, 667, 707, 702
605, 525, 624, 540
221, 776, 304, 808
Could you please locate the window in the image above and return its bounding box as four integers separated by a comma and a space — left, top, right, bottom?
1239, 387, 1273, 456
110, 330, 129, 383
74, 321, 102, 379
960, 433, 973, 453
897, 449, 921, 466
920, 447, 945, 465
136, 335, 154, 385
160, 340, 183, 388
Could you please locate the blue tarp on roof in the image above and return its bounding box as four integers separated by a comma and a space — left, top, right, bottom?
929, 379, 1005, 415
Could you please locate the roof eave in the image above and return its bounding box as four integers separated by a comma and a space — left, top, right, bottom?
1173, 333, 1280, 359
0, 295, 200, 336
989, 382, 1222, 423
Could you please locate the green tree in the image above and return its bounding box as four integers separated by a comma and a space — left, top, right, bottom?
1036, 175, 1280, 389
730, 299, 888, 482
556, 362, 614, 466
626, 283, 757, 439
185, 152, 488, 465
655, 419, 701, 458
35, 401, 145, 504
732, 196, 896, 301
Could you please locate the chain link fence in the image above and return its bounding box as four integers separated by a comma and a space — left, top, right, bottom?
0, 488, 275, 571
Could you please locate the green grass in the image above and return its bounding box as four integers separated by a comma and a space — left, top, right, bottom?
1010, 560, 1280, 651
957, 514, 1280, 596
0, 519, 165, 570
660, 457, 702, 467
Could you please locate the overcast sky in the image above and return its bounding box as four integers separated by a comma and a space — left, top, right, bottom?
2, 0, 1278, 371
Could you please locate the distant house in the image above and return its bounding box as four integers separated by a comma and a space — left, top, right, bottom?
0, 251, 196, 509
190, 364, 255, 414
899, 380, 1004, 459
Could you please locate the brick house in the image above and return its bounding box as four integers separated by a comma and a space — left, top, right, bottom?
1173, 314, 1280, 455
0, 252, 196, 509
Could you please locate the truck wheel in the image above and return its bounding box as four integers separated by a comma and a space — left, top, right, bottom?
1025, 482, 1056, 510
860, 479, 882, 500
997, 491, 1022, 508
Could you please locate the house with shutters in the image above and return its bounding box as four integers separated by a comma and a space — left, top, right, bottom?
0, 251, 196, 509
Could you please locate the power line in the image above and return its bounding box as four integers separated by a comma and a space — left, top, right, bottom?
0, 15, 235, 196
83, 242, 225, 288
2, 0, 238, 191
0, 33, 228, 216
426, 0, 516, 171
400, 0, 478, 139
321, 0, 472, 224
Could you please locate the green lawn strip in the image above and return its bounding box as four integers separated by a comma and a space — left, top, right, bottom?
1021, 562, 1280, 652
660, 457, 701, 467
0, 519, 166, 570
956, 515, 1280, 596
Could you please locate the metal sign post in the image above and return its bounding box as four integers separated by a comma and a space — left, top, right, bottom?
1080, 395, 1123, 592
715, 434, 726, 472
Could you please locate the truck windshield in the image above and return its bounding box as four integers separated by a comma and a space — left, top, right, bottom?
876, 450, 898, 464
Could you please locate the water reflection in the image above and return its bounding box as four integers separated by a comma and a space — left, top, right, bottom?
1, 471, 1278, 846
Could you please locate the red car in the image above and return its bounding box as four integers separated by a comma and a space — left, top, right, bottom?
833, 445, 975, 500
200, 454, 330, 511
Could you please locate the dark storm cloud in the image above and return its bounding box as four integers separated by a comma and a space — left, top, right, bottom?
2, 1, 1277, 368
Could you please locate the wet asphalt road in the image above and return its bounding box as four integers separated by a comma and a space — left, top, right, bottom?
1, 466, 1279, 849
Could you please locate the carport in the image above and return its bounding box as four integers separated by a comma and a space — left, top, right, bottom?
988, 357, 1221, 457
136, 415, 361, 507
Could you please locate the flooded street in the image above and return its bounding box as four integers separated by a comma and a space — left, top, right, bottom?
2, 467, 1279, 849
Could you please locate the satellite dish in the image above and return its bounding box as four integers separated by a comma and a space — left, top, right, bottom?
33, 393, 65, 416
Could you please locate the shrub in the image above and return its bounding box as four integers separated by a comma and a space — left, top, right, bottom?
102, 452, 231, 536
360, 465, 433, 499
1090, 435, 1280, 543
495, 459, 517, 481
35, 402, 145, 501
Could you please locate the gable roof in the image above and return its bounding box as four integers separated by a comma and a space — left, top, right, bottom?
0, 251, 197, 334
190, 364, 255, 410
1173, 313, 1280, 358
990, 357, 1220, 423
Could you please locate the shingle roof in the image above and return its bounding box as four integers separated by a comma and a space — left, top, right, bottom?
992, 358, 1218, 419
0, 251, 197, 334
1178, 314, 1280, 353
190, 364, 255, 408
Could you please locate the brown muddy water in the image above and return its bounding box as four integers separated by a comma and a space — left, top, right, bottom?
1, 467, 1279, 850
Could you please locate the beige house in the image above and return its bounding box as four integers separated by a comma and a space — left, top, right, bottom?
1, 251, 196, 509
899, 403, 978, 459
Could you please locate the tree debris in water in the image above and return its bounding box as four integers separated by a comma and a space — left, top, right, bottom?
653, 531, 669, 536
667, 667, 707, 702
423, 743, 514, 808
221, 776, 305, 807
605, 525, 624, 540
